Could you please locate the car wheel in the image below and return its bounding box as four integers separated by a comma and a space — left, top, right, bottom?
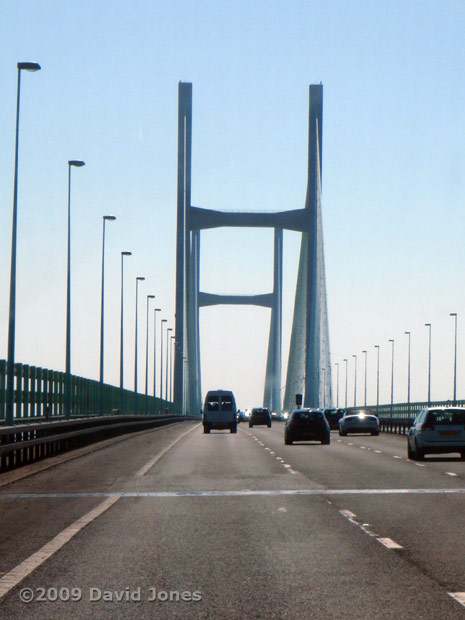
415, 440, 425, 460
230, 425, 237, 434
285, 437, 293, 445
407, 439, 415, 460
203, 425, 210, 434
460, 451, 465, 460
268, 423, 272, 428
321, 434, 330, 445
249, 423, 253, 428
371, 431, 379, 436
339, 430, 346, 436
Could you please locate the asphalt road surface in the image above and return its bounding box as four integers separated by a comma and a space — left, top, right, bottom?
1, 419, 465, 619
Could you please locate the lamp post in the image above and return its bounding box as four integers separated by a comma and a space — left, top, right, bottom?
133, 276, 145, 396
335, 362, 340, 408
425, 323, 431, 405
321, 367, 326, 408
404, 331, 411, 419
389, 339, 394, 417
166, 328, 173, 401
65, 159, 85, 419
170, 335, 176, 402
6, 61, 41, 426
352, 354, 357, 407
362, 350, 367, 406
450, 313, 458, 403
119, 251, 132, 412
374, 345, 380, 413
343, 358, 348, 408
153, 308, 161, 410
99, 215, 116, 415
145, 294, 155, 400
160, 319, 167, 400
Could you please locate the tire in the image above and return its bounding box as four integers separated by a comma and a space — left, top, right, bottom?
372, 431, 379, 436
230, 424, 237, 434
203, 425, 210, 434
415, 440, 425, 461
285, 437, 293, 445
339, 430, 346, 436
321, 434, 330, 445
461, 451, 465, 460
249, 423, 253, 428
407, 439, 415, 460
268, 423, 272, 428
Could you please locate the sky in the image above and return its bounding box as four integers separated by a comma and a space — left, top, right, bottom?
1, 0, 465, 411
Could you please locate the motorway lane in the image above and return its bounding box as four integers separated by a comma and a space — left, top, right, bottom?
0, 422, 465, 618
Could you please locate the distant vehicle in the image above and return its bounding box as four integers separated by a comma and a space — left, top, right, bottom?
338, 409, 379, 436
271, 411, 282, 422
284, 408, 330, 445
237, 410, 249, 423
323, 408, 345, 430
407, 407, 465, 460
249, 407, 271, 428
202, 390, 237, 434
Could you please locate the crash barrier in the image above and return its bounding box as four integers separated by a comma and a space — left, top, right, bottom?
0, 415, 196, 472
364, 399, 465, 435
0, 359, 177, 423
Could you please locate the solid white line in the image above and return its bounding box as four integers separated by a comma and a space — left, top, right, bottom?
135, 423, 200, 476
4, 488, 465, 499
377, 537, 403, 549
0, 496, 119, 600
449, 592, 465, 607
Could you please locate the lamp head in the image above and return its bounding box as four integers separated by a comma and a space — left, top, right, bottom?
121, 251, 132, 256
136, 276, 145, 281
68, 160, 85, 167
104, 215, 116, 221
18, 62, 41, 72
148, 294, 155, 299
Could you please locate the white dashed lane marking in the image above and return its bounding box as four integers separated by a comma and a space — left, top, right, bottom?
339, 509, 403, 549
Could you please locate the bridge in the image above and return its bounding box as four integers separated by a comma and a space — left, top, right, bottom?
1, 78, 465, 620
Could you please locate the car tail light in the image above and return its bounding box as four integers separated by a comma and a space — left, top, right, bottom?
421, 423, 434, 431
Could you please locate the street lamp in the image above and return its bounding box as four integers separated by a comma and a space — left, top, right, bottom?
99, 215, 116, 415
170, 335, 176, 402
160, 319, 167, 400
145, 295, 155, 399
6, 61, 41, 426
389, 339, 394, 417
450, 313, 458, 403
153, 308, 161, 404
425, 323, 431, 405
134, 276, 145, 395
321, 367, 326, 408
362, 350, 367, 406
119, 251, 132, 411
343, 358, 348, 408
65, 159, 85, 419
166, 328, 173, 400
352, 354, 357, 407
404, 331, 411, 419
335, 362, 340, 408
374, 345, 380, 413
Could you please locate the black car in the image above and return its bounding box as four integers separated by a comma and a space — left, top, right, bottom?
323, 408, 345, 430
284, 409, 330, 445
249, 407, 272, 428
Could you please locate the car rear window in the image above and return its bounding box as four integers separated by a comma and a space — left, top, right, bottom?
427, 410, 465, 425
221, 396, 233, 411
294, 411, 323, 421
206, 398, 219, 411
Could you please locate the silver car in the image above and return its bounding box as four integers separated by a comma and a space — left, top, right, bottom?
338, 409, 379, 436
407, 407, 465, 460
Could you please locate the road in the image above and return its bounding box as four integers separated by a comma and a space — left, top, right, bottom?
1, 419, 465, 619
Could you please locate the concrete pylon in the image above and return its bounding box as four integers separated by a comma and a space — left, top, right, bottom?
174, 83, 331, 417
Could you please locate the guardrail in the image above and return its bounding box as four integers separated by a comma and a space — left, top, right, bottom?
0, 415, 197, 473
361, 399, 465, 435
0, 359, 177, 424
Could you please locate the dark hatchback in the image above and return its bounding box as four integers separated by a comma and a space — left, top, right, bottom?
323, 408, 345, 430
249, 407, 272, 428
284, 409, 330, 445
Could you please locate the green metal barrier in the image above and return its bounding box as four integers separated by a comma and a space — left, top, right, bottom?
0, 359, 178, 424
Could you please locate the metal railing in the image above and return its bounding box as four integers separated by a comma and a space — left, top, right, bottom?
0, 359, 177, 424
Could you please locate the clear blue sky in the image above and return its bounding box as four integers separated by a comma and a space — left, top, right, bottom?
1, 0, 465, 409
